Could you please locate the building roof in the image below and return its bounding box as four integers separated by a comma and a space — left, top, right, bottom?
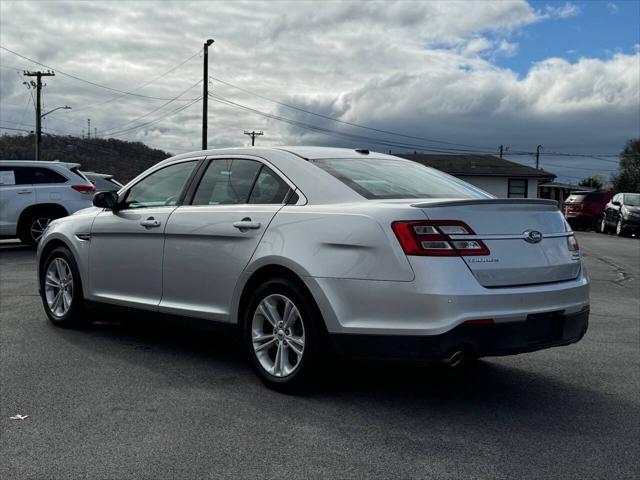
397, 153, 556, 179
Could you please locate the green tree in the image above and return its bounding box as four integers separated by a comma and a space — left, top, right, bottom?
611, 138, 640, 193
578, 175, 604, 190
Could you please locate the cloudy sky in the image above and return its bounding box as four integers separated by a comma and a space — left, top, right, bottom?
1, 0, 638, 184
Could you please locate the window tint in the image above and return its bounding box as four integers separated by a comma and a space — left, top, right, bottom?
192, 159, 262, 205
248, 167, 290, 204
0, 166, 66, 185
508, 179, 528, 198
124, 160, 196, 209
312, 158, 488, 200
624, 193, 640, 206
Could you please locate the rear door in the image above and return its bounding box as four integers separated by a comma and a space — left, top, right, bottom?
160, 156, 294, 321
0, 166, 34, 236
88, 159, 199, 309
416, 199, 580, 287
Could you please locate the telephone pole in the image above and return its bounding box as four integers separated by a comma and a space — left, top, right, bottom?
87, 119, 91, 139
536, 144, 543, 170
202, 38, 214, 150
23, 70, 55, 160
244, 130, 264, 146
499, 145, 503, 159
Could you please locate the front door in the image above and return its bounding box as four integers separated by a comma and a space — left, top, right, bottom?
161, 158, 294, 321
88, 159, 198, 309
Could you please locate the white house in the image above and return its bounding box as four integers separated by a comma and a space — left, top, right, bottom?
398, 153, 556, 199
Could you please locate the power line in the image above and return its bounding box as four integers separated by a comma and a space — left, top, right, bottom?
0, 45, 200, 102
100, 79, 202, 136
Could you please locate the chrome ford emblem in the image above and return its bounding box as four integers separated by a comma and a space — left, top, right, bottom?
523, 229, 543, 244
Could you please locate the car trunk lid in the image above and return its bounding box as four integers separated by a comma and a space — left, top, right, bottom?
412, 198, 581, 287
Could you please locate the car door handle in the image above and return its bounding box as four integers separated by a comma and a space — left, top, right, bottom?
233, 218, 261, 230
140, 217, 161, 228
17, 189, 32, 194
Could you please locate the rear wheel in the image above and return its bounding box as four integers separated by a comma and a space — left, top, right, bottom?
243, 277, 323, 392
40, 246, 87, 327
20, 211, 62, 246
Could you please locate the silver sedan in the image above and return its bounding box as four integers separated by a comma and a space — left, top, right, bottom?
37, 147, 589, 391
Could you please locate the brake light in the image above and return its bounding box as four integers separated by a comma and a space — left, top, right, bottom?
391, 221, 490, 256
71, 184, 96, 194
567, 234, 579, 252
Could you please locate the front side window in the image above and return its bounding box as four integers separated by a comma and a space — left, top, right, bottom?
508, 179, 528, 198
623, 193, 640, 206
311, 158, 489, 200
123, 160, 196, 209
192, 159, 262, 205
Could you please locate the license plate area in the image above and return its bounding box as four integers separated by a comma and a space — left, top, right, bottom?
526, 311, 565, 344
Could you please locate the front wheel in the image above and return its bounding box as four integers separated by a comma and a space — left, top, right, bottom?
40, 246, 87, 327
598, 217, 608, 234
616, 219, 627, 237
243, 278, 323, 392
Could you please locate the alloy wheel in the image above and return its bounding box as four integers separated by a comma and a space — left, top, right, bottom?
616, 219, 623, 236
44, 258, 74, 318
251, 294, 305, 378
30, 217, 51, 243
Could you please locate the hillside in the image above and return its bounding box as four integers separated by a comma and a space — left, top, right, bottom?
0, 134, 172, 182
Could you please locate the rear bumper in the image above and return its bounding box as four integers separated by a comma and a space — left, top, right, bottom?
330, 308, 589, 359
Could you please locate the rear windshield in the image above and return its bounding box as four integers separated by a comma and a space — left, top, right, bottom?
624, 193, 640, 206
311, 158, 490, 200
567, 193, 605, 202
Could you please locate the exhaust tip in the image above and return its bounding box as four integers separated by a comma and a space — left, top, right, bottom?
448, 350, 466, 368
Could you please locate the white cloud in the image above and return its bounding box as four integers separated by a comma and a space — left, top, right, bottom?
607, 3, 620, 15
541, 2, 581, 19
0, 0, 636, 184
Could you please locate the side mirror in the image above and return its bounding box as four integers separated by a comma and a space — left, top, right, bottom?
612, 200, 621, 206
93, 191, 119, 209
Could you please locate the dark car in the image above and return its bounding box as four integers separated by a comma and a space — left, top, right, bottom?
563, 191, 613, 230
599, 193, 640, 236
81, 171, 123, 193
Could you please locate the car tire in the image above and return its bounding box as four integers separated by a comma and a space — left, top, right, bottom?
598, 217, 608, 234
40, 246, 88, 328
20, 211, 62, 246
243, 277, 324, 393
616, 219, 627, 237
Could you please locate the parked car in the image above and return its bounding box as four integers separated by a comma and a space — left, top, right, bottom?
0, 160, 95, 245
81, 171, 123, 192
36, 147, 589, 391
562, 190, 613, 230
599, 192, 640, 236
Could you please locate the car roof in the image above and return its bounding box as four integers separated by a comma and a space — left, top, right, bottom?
0, 160, 80, 169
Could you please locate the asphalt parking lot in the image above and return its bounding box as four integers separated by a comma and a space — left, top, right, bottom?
1, 232, 638, 479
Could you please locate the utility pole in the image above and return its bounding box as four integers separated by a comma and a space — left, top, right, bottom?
23, 70, 55, 160
87, 119, 91, 139
499, 145, 504, 159
202, 38, 214, 150
243, 130, 264, 146
536, 144, 543, 169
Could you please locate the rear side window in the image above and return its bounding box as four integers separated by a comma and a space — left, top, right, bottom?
192, 159, 262, 205
568, 193, 606, 202
0, 166, 66, 184
248, 167, 290, 204
311, 158, 488, 199
624, 193, 640, 206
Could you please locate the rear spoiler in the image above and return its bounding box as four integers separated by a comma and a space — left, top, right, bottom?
411, 198, 559, 209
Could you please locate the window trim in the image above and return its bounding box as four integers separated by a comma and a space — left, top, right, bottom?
184, 154, 306, 206
507, 178, 529, 198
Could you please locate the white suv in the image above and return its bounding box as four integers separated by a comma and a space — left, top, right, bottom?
0, 160, 95, 245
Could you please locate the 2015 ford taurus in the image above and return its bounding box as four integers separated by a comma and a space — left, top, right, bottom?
37, 147, 589, 390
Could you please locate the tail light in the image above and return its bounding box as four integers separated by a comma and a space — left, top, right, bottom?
567, 234, 579, 252
391, 221, 490, 256
71, 184, 96, 194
